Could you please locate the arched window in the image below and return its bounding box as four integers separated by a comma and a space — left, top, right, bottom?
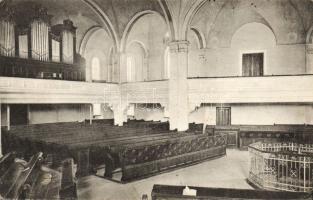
164, 47, 170, 79
91, 57, 101, 81
127, 55, 135, 82
126, 41, 146, 82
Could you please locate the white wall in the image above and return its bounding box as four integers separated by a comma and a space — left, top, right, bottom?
306, 105, 313, 124
133, 107, 168, 122
29, 104, 89, 124
188, 23, 306, 77
231, 105, 308, 125
189, 104, 313, 125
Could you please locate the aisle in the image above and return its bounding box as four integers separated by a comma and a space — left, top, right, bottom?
77, 149, 252, 200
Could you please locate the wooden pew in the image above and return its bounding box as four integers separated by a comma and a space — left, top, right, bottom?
0, 152, 43, 199
151, 184, 308, 200
25, 166, 62, 199
118, 134, 227, 182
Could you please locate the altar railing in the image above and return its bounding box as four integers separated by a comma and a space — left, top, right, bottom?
248, 142, 313, 192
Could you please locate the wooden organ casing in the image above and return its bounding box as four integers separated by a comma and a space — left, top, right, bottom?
0, 2, 85, 81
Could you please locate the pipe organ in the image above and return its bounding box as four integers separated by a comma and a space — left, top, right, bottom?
51, 39, 60, 62
62, 30, 74, 64
31, 20, 49, 61
18, 35, 28, 59
0, 20, 15, 57
0, 5, 15, 57
0, 2, 85, 81
0, 2, 78, 64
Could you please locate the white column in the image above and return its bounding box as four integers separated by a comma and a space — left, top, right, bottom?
6, 104, 10, 131
306, 44, 313, 73
113, 104, 126, 126
111, 52, 128, 126
89, 104, 93, 125
0, 103, 2, 157
168, 41, 189, 131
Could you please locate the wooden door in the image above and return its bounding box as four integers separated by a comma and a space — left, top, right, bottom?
216, 107, 231, 126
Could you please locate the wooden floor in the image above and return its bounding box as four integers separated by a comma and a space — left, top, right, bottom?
77, 149, 251, 200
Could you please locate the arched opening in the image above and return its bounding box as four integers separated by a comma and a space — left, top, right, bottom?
126, 41, 147, 82
84, 28, 114, 82
91, 57, 101, 81
125, 12, 168, 81
126, 55, 135, 82
164, 46, 170, 79
108, 47, 116, 82
231, 22, 276, 76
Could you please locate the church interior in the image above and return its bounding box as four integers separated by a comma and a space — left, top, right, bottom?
1, 0, 313, 199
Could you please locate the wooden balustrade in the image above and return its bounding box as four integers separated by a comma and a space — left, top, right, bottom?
0, 55, 85, 81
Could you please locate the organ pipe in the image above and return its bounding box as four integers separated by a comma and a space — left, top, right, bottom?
62, 30, 74, 64
31, 20, 49, 61
52, 39, 60, 62
0, 20, 15, 57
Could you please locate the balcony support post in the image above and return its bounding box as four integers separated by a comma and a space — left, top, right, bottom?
168, 41, 189, 131
6, 105, 10, 131
89, 104, 93, 125
27, 104, 31, 125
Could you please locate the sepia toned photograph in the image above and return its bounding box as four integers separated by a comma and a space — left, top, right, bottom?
0, 0, 313, 199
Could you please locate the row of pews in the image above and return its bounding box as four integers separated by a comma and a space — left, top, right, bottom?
151, 184, 310, 200
0, 152, 77, 199
190, 123, 313, 149
2, 120, 227, 182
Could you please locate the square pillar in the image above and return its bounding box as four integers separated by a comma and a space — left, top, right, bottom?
168, 41, 189, 131
89, 104, 93, 125
113, 103, 127, 126
306, 44, 313, 73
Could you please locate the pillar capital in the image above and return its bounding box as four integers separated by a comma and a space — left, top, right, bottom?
168, 40, 189, 53
306, 44, 313, 54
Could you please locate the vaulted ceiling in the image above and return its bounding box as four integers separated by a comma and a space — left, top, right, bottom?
3, 0, 313, 51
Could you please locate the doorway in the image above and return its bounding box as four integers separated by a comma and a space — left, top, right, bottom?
242, 53, 264, 77
216, 107, 231, 126
10, 104, 28, 125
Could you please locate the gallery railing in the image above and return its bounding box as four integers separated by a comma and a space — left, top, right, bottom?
0, 55, 85, 81
248, 142, 313, 192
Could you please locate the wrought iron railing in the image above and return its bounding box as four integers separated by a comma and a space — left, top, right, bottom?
248, 142, 313, 192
